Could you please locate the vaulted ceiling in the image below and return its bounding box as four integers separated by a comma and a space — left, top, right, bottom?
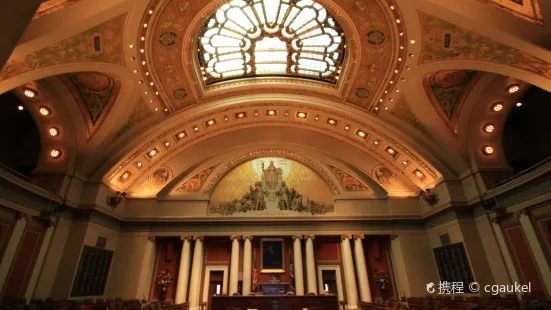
3, 0, 551, 199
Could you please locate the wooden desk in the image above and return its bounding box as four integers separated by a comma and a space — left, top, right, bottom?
210, 295, 339, 310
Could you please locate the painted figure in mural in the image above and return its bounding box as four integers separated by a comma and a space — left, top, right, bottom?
277, 181, 291, 210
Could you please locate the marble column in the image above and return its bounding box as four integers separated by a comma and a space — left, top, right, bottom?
341, 235, 358, 309
188, 236, 204, 310
229, 235, 241, 295
0, 213, 28, 292
491, 218, 522, 299
292, 235, 305, 296
175, 236, 192, 304
353, 234, 372, 302
242, 235, 253, 295
137, 236, 156, 300
390, 235, 411, 298
516, 210, 551, 297
25, 220, 55, 302
304, 235, 317, 294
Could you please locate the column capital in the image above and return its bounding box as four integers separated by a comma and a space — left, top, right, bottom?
230, 235, 241, 241
242, 235, 254, 241
515, 208, 530, 218
304, 235, 315, 240
148, 236, 156, 242
353, 234, 365, 240
181, 235, 192, 241
341, 234, 352, 240
193, 236, 204, 241
17, 212, 31, 221
292, 235, 303, 240
390, 234, 398, 240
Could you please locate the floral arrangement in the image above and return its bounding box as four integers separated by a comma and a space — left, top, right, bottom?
157, 269, 172, 292
374, 267, 390, 290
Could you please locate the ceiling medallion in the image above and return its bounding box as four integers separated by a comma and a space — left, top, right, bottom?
355, 87, 370, 98
159, 32, 177, 46
366, 30, 385, 45
173, 88, 187, 99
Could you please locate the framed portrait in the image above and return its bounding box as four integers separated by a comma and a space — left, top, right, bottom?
260, 238, 285, 273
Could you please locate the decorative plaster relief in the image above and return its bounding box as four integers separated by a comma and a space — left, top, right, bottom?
178, 165, 217, 192
0, 14, 127, 81
328, 165, 370, 192
419, 12, 551, 79
478, 0, 543, 25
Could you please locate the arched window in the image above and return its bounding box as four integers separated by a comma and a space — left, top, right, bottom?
198, 0, 345, 84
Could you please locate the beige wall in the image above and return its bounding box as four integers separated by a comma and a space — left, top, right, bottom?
105, 232, 151, 299
398, 232, 439, 297
474, 214, 511, 285
50, 219, 121, 300
34, 217, 72, 299
426, 218, 500, 296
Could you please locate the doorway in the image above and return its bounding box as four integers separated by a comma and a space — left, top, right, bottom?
208, 271, 224, 299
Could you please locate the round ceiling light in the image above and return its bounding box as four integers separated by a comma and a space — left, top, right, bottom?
516, 102, 523, 107
23, 88, 37, 98
492, 103, 504, 112
49, 127, 59, 136
484, 124, 495, 133
483, 146, 494, 155
507, 84, 520, 93
39, 107, 50, 115
50, 149, 61, 158
17, 105, 24, 111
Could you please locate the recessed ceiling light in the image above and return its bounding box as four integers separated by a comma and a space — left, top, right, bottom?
141, 37, 145, 41
142, 61, 146, 65
390, 5, 395, 9
129, 44, 134, 48
135, 162, 143, 168
483, 146, 494, 155
314, 115, 319, 121
399, 32, 404, 36
39, 107, 50, 116
507, 84, 520, 93
516, 102, 523, 107
148, 148, 158, 157
206, 119, 216, 126
492, 103, 504, 112
149, 9, 153, 14
402, 160, 410, 166
235, 112, 246, 119
164, 141, 170, 147
484, 124, 495, 133
138, 80, 143, 84
399, 46, 404, 50
133, 69, 138, 74
17, 105, 24, 111
49, 127, 59, 137
327, 118, 338, 126
120, 171, 131, 181
414, 169, 425, 180
410, 40, 416, 44
355, 129, 367, 139
193, 126, 199, 132
385, 146, 397, 157
50, 149, 61, 158
143, 23, 148, 28
296, 112, 308, 119
23, 88, 37, 98
176, 131, 186, 139
150, 82, 154, 86
344, 125, 350, 130
374, 140, 380, 145
396, 19, 401, 23
267, 110, 277, 116
224, 116, 228, 121
394, 69, 399, 73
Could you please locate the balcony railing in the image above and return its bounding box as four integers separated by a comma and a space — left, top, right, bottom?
0, 162, 63, 203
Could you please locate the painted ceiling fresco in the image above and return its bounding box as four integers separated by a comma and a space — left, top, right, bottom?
419, 12, 551, 79
423, 70, 480, 128
478, 0, 543, 25
34, 0, 83, 19
141, 0, 406, 111
390, 97, 428, 135
210, 158, 333, 203
0, 13, 126, 81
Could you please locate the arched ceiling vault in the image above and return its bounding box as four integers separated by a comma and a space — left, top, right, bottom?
2, 0, 551, 196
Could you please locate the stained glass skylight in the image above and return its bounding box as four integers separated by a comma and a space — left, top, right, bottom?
198, 0, 345, 84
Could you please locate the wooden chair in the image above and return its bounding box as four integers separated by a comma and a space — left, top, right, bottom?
340, 301, 347, 310
198, 302, 207, 310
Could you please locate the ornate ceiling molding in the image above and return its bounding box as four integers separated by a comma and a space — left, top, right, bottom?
104, 100, 442, 193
